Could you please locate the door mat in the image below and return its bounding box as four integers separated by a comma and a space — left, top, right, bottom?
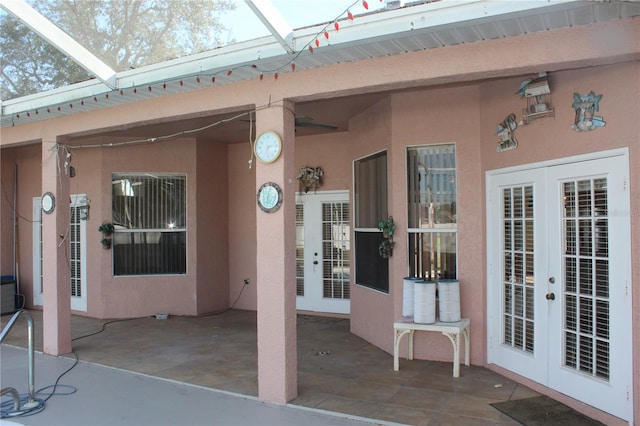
490, 396, 605, 426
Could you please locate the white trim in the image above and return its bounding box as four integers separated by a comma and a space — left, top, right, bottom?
486, 148, 629, 177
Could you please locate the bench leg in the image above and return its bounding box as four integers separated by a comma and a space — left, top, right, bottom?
442, 331, 461, 378
393, 329, 412, 371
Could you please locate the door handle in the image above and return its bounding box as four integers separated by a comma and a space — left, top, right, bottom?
548, 277, 555, 284
313, 260, 318, 265
546, 292, 555, 300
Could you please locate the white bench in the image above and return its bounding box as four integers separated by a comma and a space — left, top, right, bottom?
393, 318, 470, 378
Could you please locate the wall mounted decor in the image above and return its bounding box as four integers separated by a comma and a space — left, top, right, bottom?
496, 113, 518, 152
254, 130, 282, 163
257, 181, 283, 213
571, 92, 606, 132
517, 74, 555, 124
297, 166, 323, 193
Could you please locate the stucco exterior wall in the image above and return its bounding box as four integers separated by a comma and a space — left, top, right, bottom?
1, 149, 18, 277
97, 138, 199, 317
1, 145, 41, 304
196, 139, 230, 315
227, 143, 257, 311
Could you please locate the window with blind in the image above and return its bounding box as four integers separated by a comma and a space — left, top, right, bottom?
112, 174, 187, 276
354, 151, 388, 292
407, 144, 457, 280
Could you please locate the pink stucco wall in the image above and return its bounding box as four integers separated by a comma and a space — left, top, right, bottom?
196, 140, 230, 314
1, 145, 41, 306
1, 149, 18, 278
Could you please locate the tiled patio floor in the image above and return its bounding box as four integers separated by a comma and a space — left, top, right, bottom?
2, 310, 539, 425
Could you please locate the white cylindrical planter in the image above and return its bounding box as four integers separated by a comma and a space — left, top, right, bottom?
402, 277, 420, 322
438, 280, 461, 322
413, 280, 436, 324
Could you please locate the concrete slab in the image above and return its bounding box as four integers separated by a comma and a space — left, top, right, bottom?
1, 345, 397, 426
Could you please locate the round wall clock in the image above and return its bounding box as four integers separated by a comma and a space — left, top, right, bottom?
42, 192, 55, 214
257, 182, 283, 213
254, 130, 282, 163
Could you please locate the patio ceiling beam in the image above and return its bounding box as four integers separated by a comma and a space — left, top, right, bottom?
0, 0, 117, 89
245, 0, 295, 54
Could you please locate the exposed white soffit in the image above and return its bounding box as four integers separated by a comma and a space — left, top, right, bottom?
2, 0, 639, 126
245, 0, 295, 54
0, 0, 117, 90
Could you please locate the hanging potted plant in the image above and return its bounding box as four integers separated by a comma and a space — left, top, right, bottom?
377, 216, 395, 258
98, 222, 115, 249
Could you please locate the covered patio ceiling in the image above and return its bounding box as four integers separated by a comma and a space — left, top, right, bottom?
1, 0, 639, 139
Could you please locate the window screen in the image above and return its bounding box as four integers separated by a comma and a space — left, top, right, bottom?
354, 152, 388, 292
112, 173, 186, 275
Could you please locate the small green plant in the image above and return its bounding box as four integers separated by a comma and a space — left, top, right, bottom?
98, 222, 115, 236
98, 222, 115, 250
377, 217, 395, 238
100, 238, 112, 249
378, 216, 395, 258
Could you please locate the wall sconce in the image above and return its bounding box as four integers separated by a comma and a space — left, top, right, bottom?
297, 166, 324, 193
79, 195, 90, 220
79, 205, 90, 220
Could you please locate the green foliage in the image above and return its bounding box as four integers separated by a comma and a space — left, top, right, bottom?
98, 222, 115, 235
377, 217, 395, 258
1, 0, 235, 99
377, 217, 395, 238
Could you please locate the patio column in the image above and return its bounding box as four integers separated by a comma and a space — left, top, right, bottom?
254, 101, 297, 404
41, 139, 72, 356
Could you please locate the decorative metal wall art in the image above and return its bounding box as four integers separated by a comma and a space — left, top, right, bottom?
571, 92, 606, 132
496, 113, 518, 152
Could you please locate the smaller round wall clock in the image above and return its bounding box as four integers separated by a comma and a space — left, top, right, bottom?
254, 130, 282, 163
42, 192, 55, 214
257, 182, 283, 213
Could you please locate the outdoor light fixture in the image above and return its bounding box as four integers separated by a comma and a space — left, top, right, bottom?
297, 166, 323, 193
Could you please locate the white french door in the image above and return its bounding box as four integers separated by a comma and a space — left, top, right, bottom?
33, 194, 88, 312
487, 151, 632, 421
296, 191, 350, 314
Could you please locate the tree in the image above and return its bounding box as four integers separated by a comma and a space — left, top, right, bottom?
1, 0, 235, 100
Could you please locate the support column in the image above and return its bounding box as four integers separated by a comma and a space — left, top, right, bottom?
255, 100, 297, 403
41, 140, 72, 356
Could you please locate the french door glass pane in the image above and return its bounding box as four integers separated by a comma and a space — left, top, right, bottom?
501, 185, 535, 354
296, 204, 304, 296
70, 205, 81, 297
322, 202, 350, 299
562, 179, 610, 380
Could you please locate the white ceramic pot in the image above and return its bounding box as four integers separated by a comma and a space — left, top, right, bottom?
438, 280, 461, 322
414, 280, 436, 324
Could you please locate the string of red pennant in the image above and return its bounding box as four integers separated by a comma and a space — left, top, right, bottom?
12, 1, 380, 122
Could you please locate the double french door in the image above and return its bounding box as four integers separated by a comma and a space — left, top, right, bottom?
296, 191, 350, 314
487, 151, 632, 421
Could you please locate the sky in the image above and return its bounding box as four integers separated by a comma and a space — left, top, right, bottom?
223, 0, 377, 42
